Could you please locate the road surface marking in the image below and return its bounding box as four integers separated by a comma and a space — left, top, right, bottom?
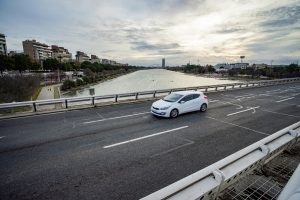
209, 100, 219, 103
234, 94, 255, 98
0, 136, 5, 139
276, 97, 295, 103
217, 101, 244, 109
83, 112, 150, 124
260, 109, 300, 118
227, 106, 260, 116
151, 138, 194, 158
103, 126, 189, 149
266, 89, 281, 93
206, 116, 269, 136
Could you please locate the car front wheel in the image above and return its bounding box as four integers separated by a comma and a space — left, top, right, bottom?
170, 109, 179, 118
200, 103, 207, 112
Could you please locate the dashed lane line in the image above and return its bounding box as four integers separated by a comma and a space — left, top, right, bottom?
206, 116, 269, 136
227, 106, 260, 116
0, 136, 5, 140
103, 126, 189, 149
83, 112, 150, 124
276, 97, 295, 103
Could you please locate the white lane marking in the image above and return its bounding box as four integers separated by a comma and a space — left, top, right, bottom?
209, 100, 219, 103
206, 116, 269, 136
227, 106, 260, 116
260, 109, 300, 118
276, 97, 295, 103
151, 138, 194, 158
0, 136, 5, 139
83, 112, 150, 124
103, 126, 189, 149
235, 94, 255, 98
266, 89, 281, 93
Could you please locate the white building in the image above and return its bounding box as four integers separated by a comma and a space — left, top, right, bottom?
23, 40, 52, 62
214, 63, 250, 72
0, 33, 7, 55
51, 45, 72, 63
75, 51, 90, 63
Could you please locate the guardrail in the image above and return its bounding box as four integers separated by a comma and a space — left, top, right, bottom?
0, 77, 299, 113
141, 121, 300, 200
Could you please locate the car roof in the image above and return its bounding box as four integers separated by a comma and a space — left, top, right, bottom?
173, 91, 203, 95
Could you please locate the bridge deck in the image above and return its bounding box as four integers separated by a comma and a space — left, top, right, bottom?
0, 83, 299, 200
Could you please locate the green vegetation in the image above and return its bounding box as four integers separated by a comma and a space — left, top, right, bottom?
168, 64, 215, 74
60, 61, 143, 91
0, 75, 41, 103
169, 64, 300, 79
0, 54, 34, 74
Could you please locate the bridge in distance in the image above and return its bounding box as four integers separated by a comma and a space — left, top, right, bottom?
0, 82, 300, 200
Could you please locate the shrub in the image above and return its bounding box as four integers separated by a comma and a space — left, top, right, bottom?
61, 80, 76, 90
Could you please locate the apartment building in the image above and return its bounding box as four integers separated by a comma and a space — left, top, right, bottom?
0, 33, 7, 55
22, 40, 52, 62
90, 54, 101, 63
75, 51, 90, 63
51, 45, 72, 63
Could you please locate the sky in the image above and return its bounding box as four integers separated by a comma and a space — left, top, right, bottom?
0, 0, 299, 66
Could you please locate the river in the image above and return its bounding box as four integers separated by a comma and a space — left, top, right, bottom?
61, 69, 238, 98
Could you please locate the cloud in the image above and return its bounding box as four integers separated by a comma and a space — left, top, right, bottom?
0, 0, 299, 65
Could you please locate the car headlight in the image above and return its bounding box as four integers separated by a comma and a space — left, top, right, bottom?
160, 106, 171, 110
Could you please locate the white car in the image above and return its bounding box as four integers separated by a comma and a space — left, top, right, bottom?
151, 91, 208, 118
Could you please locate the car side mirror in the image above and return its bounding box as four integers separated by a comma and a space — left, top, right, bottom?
180, 100, 185, 104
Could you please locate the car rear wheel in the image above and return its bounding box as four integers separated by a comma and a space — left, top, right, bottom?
170, 109, 179, 118
200, 103, 207, 112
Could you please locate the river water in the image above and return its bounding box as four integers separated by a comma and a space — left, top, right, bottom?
61, 69, 238, 98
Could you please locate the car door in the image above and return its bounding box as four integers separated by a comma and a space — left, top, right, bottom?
178, 94, 194, 113
191, 93, 201, 111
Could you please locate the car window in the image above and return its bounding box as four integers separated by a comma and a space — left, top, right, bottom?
163, 93, 184, 102
193, 94, 200, 99
180, 94, 193, 102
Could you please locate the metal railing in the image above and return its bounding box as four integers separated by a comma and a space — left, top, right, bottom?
141, 121, 300, 200
0, 77, 299, 113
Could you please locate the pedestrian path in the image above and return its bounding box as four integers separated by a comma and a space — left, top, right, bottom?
37, 85, 55, 100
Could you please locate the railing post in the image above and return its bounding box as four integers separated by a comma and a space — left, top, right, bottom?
215, 87, 218, 91
153, 91, 156, 98
246, 84, 249, 87
33, 102, 37, 112
135, 93, 139, 100
224, 86, 227, 90
239, 84, 242, 88
92, 97, 95, 105
232, 85, 234, 89
65, 99, 68, 109
169, 89, 172, 94
205, 87, 208, 92
252, 83, 255, 86
212, 170, 225, 200
115, 95, 118, 102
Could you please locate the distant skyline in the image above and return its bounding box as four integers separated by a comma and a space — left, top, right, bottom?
0, 0, 299, 66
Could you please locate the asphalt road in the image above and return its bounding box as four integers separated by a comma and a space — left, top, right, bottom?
0, 83, 300, 200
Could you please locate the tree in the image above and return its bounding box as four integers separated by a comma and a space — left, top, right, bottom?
0, 55, 14, 75
43, 58, 60, 71
206, 65, 215, 73
12, 54, 32, 73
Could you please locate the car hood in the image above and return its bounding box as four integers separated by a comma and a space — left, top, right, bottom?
152, 99, 173, 108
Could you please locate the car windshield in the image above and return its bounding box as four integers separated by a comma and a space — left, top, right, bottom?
163, 93, 184, 102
